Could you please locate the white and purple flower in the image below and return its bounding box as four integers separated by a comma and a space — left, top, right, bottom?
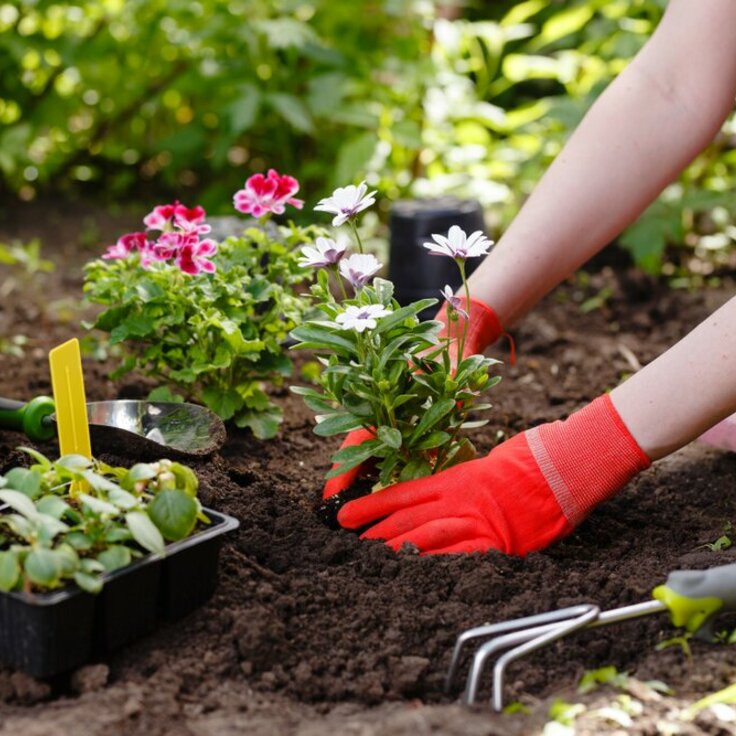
314, 181, 376, 227
298, 235, 349, 268
338, 253, 382, 289
335, 304, 392, 333
440, 285, 468, 319
423, 225, 493, 260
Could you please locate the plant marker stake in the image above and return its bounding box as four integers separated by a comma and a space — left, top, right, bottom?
49, 338, 92, 460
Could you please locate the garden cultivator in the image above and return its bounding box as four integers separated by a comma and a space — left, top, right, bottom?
446, 562, 736, 710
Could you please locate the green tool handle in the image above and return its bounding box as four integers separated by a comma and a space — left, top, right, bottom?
653, 561, 736, 639
0, 396, 56, 442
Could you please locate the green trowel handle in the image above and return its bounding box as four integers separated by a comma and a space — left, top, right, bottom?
653, 562, 736, 639
0, 396, 56, 442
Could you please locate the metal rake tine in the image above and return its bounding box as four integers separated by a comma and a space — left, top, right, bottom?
445, 604, 596, 695
489, 604, 600, 712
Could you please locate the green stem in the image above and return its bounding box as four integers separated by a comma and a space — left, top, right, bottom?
333, 267, 349, 302
349, 220, 365, 254
457, 258, 470, 366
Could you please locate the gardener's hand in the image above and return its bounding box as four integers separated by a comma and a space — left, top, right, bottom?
337, 394, 651, 555
321, 297, 508, 499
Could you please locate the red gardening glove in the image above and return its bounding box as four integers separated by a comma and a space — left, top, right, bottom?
337, 394, 651, 555
321, 297, 509, 499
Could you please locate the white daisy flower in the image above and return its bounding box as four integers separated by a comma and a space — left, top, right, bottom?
423, 225, 493, 260
338, 253, 383, 289
335, 304, 392, 333
314, 181, 377, 226
298, 235, 349, 268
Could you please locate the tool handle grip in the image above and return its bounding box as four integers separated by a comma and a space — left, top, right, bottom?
653, 562, 736, 637
0, 396, 56, 442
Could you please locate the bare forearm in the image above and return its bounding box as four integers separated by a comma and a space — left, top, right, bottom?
611, 295, 736, 460
469, 0, 736, 325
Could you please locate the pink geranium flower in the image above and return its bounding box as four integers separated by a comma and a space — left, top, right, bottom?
102, 232, 150, 260
233, 169, 304, 218
144, 201, 206, 231
176, 239, 218, 275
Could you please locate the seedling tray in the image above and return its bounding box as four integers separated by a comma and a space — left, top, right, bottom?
0, 507, 239, 678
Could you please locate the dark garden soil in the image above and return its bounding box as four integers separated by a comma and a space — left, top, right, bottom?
1, 201, 736, 735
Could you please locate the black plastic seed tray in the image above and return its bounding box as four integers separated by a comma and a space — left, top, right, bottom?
0, 507, 239, 678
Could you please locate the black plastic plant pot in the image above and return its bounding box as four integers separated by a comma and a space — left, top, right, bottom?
0, 507, 239, 679
388, 197, 487, 319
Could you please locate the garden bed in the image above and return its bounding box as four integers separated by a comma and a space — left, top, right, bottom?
1, 202, 736, 735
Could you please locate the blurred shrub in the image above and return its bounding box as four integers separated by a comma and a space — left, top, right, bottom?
1, 0, 735, 275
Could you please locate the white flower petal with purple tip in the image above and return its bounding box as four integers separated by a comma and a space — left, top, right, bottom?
314, 181, 376, 226
423, 225, 494, 260
298, 235, 349, 268
335, 304, 392, 333
338, 253, 382, 289
440, 285, 468, 319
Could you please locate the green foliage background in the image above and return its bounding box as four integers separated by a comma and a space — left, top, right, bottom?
2, 0, 735, 273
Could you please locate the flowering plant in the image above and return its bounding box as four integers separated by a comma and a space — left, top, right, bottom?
83, 170, 320, 439
291, 183, 500, 488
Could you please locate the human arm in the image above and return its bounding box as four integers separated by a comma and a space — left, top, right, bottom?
468, 0, 736, 327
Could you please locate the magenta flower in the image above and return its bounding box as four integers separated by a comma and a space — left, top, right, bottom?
176, 239, 218, 275
440, 285, 468, 319
338, 253, 382, 289
423, 225, 493, 260
298, 235, 349, 268
102, 232, 150, 260
143, 202, 206, 231
233, 169, 304, 218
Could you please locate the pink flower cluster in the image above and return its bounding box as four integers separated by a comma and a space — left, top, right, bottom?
103, 201, 217, 275
233, 169, 304, 218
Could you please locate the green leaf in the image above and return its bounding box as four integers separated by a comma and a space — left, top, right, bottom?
4, 468, 42, 499
56, 454, 93, 471
24, 548, 62, 588
412, 431, 451, 450
0, 489, 37, 518
409, 398, 456, 442
227, 84, 261, 134
147, 489, 197, 542
0, 551, 20, 592
202, 386, 243, 421
79, 493, 119, 516
291, 324, 357, 356
97, 545, 132, 573
235, 406, 282, 439
372, 300, 437, 335
35, 495, 70, 519
265, 92, 314, 133
313, 412, 365, 437
126, 511, 165, 554
107, 486, 139, 510
65, 532, 93, 551
398, 458, 432, 482
326, 439, 382, 479
377, 426, 402, 450
74, 571, 103, 594
147, 386, 184, 403
334, 132, 377, 188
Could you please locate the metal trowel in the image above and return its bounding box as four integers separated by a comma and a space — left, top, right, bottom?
0, 340, 226, 458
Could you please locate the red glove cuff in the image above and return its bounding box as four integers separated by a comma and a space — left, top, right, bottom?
435, 297, 515, 365
524, 394, 651, 526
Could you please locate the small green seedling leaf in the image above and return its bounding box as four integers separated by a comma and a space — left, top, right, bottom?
24, 548, 62, 588
0, 551, 20, 592
97, 545, 132, 572
147, 489, 197, 541
126, 511, 165, 554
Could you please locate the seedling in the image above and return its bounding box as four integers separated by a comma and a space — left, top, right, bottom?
0, 448, 206, 594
